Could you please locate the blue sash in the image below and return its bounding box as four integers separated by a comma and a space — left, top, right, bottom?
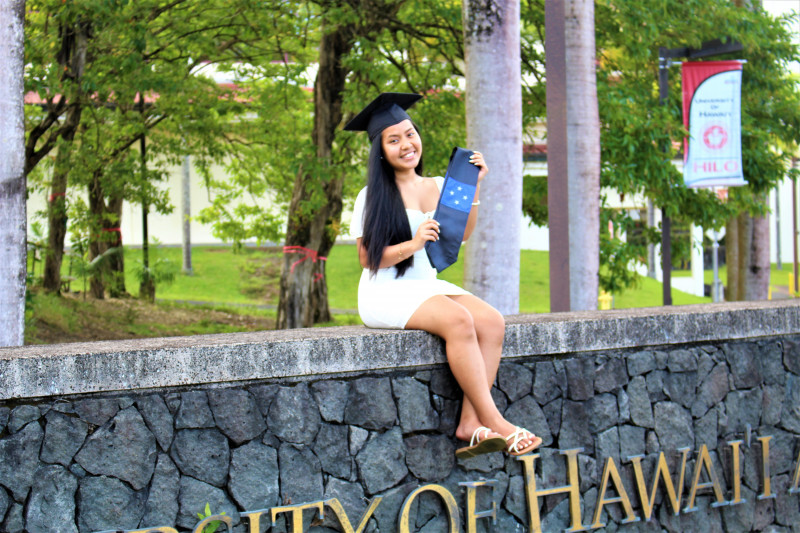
425, 147, 479, 272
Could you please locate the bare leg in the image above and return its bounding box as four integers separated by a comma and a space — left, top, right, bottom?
405, 295, 530, 444
446, 295, 506, 441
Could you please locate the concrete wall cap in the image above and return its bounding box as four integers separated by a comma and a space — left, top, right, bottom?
1, 300, 797, 400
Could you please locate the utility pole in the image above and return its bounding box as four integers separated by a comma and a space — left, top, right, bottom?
545, 0, 570, 312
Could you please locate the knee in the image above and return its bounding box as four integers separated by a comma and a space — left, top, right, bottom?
478, 307, 505, 344
443, 307, 477, 342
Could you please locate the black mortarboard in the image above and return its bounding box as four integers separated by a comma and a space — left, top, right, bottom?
344, 92, 423, 142
425, 147, 480, 272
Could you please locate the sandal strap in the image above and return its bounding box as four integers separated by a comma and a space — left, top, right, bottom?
506, 427, 530, 453
470, 426, 493, 447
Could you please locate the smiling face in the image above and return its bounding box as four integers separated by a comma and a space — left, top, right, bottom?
380, 119, 422, 173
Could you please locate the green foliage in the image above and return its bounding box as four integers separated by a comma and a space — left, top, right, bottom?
24, 0, 307, 276
522, 175, 548, 227
27, 221, 48, 283
197, 503, 226, 533
596, 0, 800, 209
599, 208, 651, 294
521, 0, 800, 295
64, 197, 121, 298
130, 242, 180, 299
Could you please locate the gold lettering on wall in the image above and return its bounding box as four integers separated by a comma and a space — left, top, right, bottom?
792, 447, 800, 494
459, 479, 498, 533
192, 514, 233, 533
518, 449, 590, 533
397, 484, 460, 533
109, 434, 800, 533
757, 435, 775, 500
241, 509, 268, 533
629, 447, 690, 519
271, 501, 324, 533
727, 440, 745, 505
325, 497, 382, 533
590, 457, 638, 529
684, 445, 729, 512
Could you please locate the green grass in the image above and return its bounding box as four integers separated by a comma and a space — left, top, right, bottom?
124, 246, 282, 305
322, 246, 709, 313
45, 243, 800, 316
26, 243, 795, 345
37, 244, 716, 312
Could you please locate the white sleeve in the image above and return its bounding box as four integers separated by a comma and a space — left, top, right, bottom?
434, 176, 445, 191
350, 187, 368, 239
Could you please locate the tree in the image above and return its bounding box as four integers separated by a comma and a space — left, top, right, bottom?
39, 17, 89, 294
544, 0, 800, 299
724, 0, 780, 301
276, 15, 356, 328
565, 0, 600, 310
275, 0, 466, 328
25, 0, 294, 298
461, 0, 524, 315
0, 0, 27, 347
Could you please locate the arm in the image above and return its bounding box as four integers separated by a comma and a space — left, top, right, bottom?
356, 217, 441, 269
462, 151, 488, 242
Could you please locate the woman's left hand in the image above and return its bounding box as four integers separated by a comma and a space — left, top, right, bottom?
469, 151, 489, 182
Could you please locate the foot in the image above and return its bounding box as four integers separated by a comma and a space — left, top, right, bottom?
455, 426, 507, 459
505, 426, 542, 456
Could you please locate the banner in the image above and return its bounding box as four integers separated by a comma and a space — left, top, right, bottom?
682, 60, 746, 188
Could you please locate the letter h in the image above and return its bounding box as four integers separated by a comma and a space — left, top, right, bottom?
518, 449, 590, 533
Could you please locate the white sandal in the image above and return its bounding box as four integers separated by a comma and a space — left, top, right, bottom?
505, 426, 542, 456
455, 426, 507, 459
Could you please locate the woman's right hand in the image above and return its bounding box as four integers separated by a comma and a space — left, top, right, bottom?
412, 218, 440, 250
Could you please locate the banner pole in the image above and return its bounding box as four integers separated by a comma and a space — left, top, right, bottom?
658, 50, 673, 306
794, 172, 798, 295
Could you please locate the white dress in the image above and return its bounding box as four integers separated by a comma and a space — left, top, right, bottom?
351, 177, 470, 329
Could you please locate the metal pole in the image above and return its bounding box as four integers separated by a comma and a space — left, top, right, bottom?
182, 155, 193, 275
647, 199, 656, 278
139, 96, 149, 274
546, 0, 570, 312
775, 182, 781, 270
658, 49, 672, 306
794, 173, 798, 294
712, 228, 722, 302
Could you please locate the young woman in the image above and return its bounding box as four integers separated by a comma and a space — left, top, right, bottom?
346, 93, 541, 459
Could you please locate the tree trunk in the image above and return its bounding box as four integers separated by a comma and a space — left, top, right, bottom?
42, 139, 74, 292
565, 0, 600, 310
462, 0, 523, 315
276, 24, 351, 328
0, 0, 26, 347
736, 212, 751, 301
88, 172, 126, 299
741, 208, 770, 300
41, 19, 89, 293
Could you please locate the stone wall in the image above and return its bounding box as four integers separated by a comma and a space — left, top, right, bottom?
0, 301, 798, 532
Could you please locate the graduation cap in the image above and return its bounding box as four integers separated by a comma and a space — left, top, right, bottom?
425, 147, 480, 272
344, 92, 423, 142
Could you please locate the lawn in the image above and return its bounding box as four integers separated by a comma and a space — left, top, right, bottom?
32, 243, 796, 344
107, 244, 712, 312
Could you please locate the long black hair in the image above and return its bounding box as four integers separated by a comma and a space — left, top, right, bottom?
361, 125, 424, 278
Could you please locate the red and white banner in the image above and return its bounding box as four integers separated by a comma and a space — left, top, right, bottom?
682, 60, 746, 188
